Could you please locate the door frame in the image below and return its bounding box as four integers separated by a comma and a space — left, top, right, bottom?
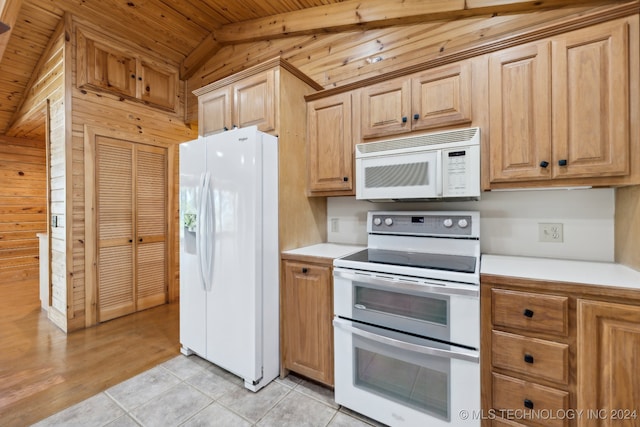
84, 125, 176, 327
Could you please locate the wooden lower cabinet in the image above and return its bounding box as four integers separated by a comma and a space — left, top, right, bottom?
482, 275, 640, 427
281, 258, 334, 386
577, 299, 640, 427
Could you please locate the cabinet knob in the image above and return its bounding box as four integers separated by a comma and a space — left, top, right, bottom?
523, 308, 534, 318
138, 76, 142, 81
558, 159, 568, 166
524, 354, 534, 364
540, 161, 549, 168
129, 239, 133, 243
413, 113, 420, 120
343, 176, 349, 182
524, 399, 534, 410
302, 267, 308, 274
402, 116, 407, 123
130, 74, 136, 79
139, 238, 143, 242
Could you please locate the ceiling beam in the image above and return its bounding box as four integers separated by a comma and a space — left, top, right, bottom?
0, 0, 22, 62
180, 0, 621, 80
216, 0, 622, 43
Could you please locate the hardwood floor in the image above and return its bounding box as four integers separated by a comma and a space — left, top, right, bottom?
0, 278, 179, 426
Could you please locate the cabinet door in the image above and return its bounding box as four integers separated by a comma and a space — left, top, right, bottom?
199, 87, 232, 136
411, 62, 472, 131
79, 32, 137, 99
307, 93, 353, 194
282, 261, 333, 386
135, 145, 167, 311
361, 78, 411, 138
96, 137, 135, 322
552, 20, 629, 179
577, 299, 640, 426
489, 42, 552, 183
233, 69, 276, 132
140, 61, 177, 111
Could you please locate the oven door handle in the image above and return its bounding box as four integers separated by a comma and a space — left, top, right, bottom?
333, 317, 479, 363
334, 268, 479, 298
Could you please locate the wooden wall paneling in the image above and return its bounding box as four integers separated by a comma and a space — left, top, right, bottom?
72, 18, 192, 329
277, 66, 327, 251
0, 0, 60, 135
7, 19, 64, 134
167, 144, 179, 303
63, 12, 76, 331
0, 136, 46, 284
186, 3, 611, 124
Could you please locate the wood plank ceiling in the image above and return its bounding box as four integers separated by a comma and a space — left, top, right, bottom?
0, 0, 625, 139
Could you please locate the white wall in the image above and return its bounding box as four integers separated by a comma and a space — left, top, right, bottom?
327, 188, 615, 262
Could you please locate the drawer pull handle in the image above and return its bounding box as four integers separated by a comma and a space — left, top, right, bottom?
523, 309, 534, 318
524, 354, 534, 364
524, 399, 534, 409
302, 267, 308, 274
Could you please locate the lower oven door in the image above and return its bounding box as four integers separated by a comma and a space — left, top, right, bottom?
333, 317, 479, 427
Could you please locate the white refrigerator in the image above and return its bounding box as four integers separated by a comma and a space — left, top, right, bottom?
179, 126, 279, 392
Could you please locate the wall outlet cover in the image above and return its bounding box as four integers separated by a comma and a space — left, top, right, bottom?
539, 223, 563, 243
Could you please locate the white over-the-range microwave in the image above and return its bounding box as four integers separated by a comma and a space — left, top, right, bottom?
355, 127, 480, 201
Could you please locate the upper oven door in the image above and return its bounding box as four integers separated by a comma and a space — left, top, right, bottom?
334, 268, 479, 349
355, 150, 441, 200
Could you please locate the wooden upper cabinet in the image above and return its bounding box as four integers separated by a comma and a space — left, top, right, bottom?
197, 69, 276, 136
140, 61, 178, 111
361, 78, 411, 138
198, 87, 232, 136
411, 61, 472, 131
489, 42, 552, 183
307, 92, 354, 195
361, 61, 473, 139
552, 20, 629, 179
78, 31, 137, 98
77, 29, 179, 112
488, 17, 636, 188
577, 299, 640, 426
233, 70, 276, 132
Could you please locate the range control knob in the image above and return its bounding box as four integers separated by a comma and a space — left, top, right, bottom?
373, 217, 382, 226
384, 218, 394, 226
458, 219, 469, 228
443, 218, 453, 228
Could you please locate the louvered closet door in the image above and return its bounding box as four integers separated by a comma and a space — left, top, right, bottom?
96, 137, 135, 322
135, 145, 167, 310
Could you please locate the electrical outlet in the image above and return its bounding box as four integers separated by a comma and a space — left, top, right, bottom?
330, 218, 340, 233
539, 223, 563, 243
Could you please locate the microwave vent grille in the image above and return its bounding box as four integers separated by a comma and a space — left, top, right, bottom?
357, 127, 478, 154
365, 162, 429, 188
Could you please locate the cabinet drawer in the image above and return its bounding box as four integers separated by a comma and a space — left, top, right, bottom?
492, 330, 569, 384
492, 289, 568, 336
492, 373, 569, 427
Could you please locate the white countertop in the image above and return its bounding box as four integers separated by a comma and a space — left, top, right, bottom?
282, 243, 365, 260
481, 254, 640, 290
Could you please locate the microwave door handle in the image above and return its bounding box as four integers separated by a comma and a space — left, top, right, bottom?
333, 318, 479, 363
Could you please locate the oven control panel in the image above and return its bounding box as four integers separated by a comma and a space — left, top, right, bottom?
368, 211, 479, 237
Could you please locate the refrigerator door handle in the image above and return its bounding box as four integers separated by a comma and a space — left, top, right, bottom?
205, 172, 215, 291
196, 172, 208, 291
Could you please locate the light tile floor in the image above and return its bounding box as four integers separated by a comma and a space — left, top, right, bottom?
33, 355, 386, 427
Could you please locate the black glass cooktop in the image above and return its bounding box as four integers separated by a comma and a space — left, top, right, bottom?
341, 249, 476, 274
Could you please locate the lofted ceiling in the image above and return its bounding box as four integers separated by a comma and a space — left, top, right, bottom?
0, 0, 624, 139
